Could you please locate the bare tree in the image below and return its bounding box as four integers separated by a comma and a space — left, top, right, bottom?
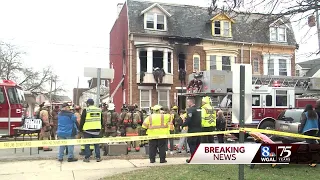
0, 41, 64, 93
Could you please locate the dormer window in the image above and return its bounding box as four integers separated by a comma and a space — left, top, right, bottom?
270, 27, 286, 42
210, 13, 234, 37
144, 13, 166, 30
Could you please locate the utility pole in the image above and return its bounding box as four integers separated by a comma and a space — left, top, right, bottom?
96, 68, 101, 107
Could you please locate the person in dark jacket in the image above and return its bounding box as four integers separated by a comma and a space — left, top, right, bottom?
181, 97, 202, 163
57, 103, 78, 162
299, 104, 319, 144
216, 110, 226, 143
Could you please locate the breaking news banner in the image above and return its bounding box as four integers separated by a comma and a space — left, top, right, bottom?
189, 144, 320, 164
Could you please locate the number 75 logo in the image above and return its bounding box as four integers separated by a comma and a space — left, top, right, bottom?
278, 146, 292, 158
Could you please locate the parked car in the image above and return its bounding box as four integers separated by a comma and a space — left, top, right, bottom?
274, 109, 304, 143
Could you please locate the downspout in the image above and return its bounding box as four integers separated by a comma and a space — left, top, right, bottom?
129, 34, 133, 104
241, 43, 244, 63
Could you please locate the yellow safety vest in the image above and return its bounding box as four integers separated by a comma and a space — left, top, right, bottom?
142, 114, 170, 136
169, 114, 174, 131
182, 113, 188, 131
201, 104, 216, 127
83, 106, 102, 131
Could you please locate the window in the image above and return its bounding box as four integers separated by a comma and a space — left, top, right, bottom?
252, 95, 260, 106
178, 53, 186, 70
268, 59, 274, 75
193, 54, 200, 72
7, 88, 20, 104
279, 59, 287, 76
222, 56, 231, 71
295, 70, 300, 76
146, 14, 154, 29
276, 90, 287, 106
223, 21, 230, 36
210, 55, 216, 70
145, 13, 166, 31
213, 21, 232, 37
153, 51, 164, 69
214, 21, 221, 35
139, 50, 147, 72
140, 90, 151, 110
0, 88, 5, 104
253, 58, 259, 73
283, 110, 304, 123
266, 95, 272, 106
168, 52, 172, 73
158, 90, 169, 107
270, 27, 286, 42
157, 15, 165, 30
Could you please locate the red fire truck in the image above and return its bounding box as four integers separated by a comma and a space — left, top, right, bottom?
0, 80, 25, 137
186, 69, 320, 134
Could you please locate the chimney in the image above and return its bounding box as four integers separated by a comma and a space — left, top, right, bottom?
117, 3, 124, 17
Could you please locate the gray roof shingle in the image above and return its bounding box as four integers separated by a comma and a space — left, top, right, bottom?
127, 0, 296, 46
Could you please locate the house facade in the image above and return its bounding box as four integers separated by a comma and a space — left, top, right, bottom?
110, 0, 297, 112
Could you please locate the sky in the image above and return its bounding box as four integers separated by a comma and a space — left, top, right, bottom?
0, 0, 318, 99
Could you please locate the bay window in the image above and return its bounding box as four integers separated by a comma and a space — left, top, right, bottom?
279, 59, 287, 76
268, 59, 274, 75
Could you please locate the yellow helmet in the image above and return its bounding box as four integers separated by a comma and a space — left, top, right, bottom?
202, 96, 211, 104
153, 105, 162, 111
172, 106, 178, 110
69, 106, 74, 110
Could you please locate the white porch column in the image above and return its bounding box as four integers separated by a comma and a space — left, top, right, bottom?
147, 48, 153, 73
136, 48, 140, 74
163, 49, 168, 73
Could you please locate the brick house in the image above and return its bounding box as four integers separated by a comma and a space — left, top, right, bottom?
109, 0, 297, 112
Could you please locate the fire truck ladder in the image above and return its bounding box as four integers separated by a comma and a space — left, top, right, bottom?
252, 75, 311, 94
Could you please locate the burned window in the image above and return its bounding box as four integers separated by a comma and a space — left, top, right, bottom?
178, 53, 186, 70
153, 51, 164, 69
168, 52, 172, 73
139, 50, 147, 72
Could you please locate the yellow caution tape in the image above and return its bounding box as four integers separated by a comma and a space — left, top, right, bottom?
1, 128, 319, 149
242, 128, 320, 140
0, 130, 239, 149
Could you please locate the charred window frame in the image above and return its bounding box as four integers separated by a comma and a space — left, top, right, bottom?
153, 51, 164, 69
139, 50, 148, 72
168, 52, 172, 73
178, 53, 186, 71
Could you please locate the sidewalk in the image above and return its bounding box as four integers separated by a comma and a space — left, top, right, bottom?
0, 157, 187, 180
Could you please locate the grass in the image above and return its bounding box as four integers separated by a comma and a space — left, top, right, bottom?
106, 164, 320, 180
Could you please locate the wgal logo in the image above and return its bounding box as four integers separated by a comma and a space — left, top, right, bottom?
260, 146, 277, 162
277, 146, 291, 163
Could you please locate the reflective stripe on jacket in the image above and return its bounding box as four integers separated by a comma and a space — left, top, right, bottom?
201, 104, 216, 127
142, 114, 170, 136
83, 106, 102, 131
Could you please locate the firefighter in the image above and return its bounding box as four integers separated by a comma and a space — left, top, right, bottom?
79, 104, 94, 156
139, 109, 148, 147
124, 105, 141, 152
142, 105, 170, 163
39, 102, 53, 151
201, 96, 216, 143
103, 103, 120, 155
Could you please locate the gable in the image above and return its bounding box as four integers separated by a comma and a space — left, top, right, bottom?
269, 18, 290, 28
210, 13, 235, 23
140, 3, 171, 17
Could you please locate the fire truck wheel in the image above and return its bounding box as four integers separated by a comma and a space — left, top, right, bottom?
258, 121, 275, 138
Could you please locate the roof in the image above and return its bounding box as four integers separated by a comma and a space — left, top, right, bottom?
43, 94, 72, 103
126, 0, 296, 46
297, 58, 320, 77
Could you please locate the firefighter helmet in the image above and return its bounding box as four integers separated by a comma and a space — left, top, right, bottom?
153, 105, 162, 111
